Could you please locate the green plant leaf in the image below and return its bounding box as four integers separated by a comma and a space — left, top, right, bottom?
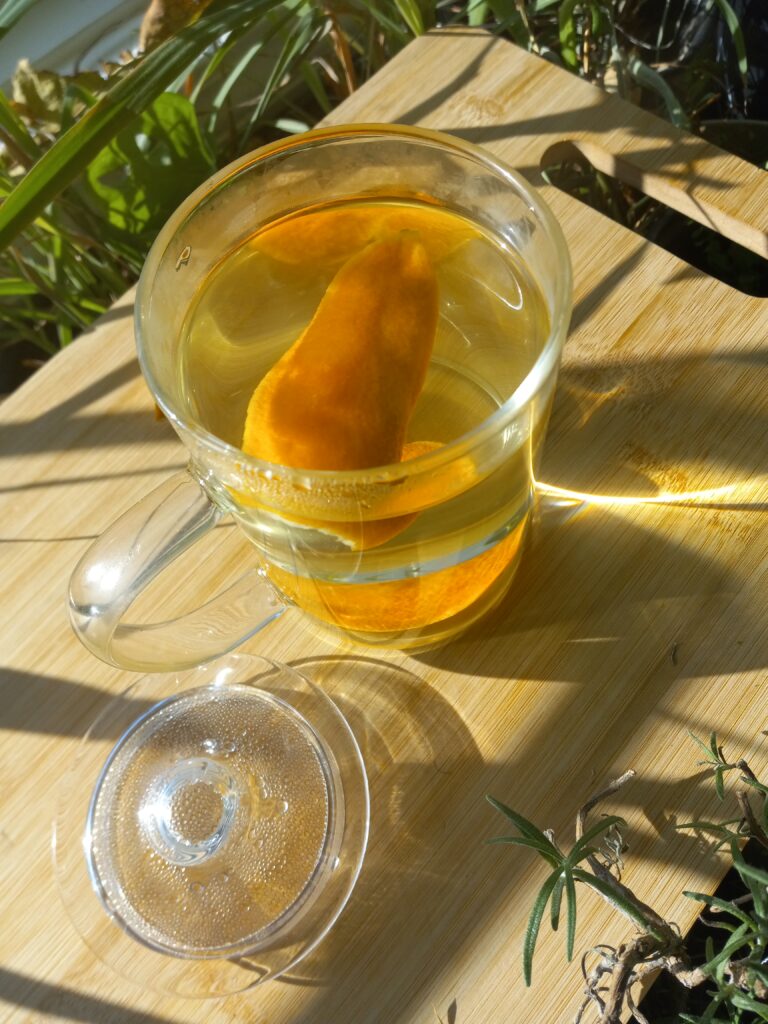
558, 0, 580, 70
486, 796, 563, 861
0, 276, 37, 295
729, 989, 768, 1020
485, 0, 527, 44
84, 92, 215, 236
550, 873, 565, 931
709, 0, 748, 78
238, 8, 318, 149
741, 777, 768, 794
568, 815, 626, 864
628, 56, 690, 129
393, 0, 424, 36
486, 835, 562, 866
699, 920, 751, 974
0, 0, 41, 38
467, 0, 489, 26
523, 869, 562, 986
682, 890, 756, 928
347, 0, 409, 43
731, 839, 768, 887
300, 60, 331, 115
0, 89, 41, 165
0, 0, 278, 251
571, 867, 663, 937
714, 766, 725, 801
564, 868, 577, 961
689, 730, 719, 761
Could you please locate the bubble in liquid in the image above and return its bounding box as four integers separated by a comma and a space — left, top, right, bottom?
88, 684, 331, 955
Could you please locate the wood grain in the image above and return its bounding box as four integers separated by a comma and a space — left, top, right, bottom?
1, 28, 767, 1024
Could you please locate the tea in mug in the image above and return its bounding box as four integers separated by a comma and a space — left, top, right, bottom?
179, 200, 550, 647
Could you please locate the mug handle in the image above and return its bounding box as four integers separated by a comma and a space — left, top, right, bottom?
68, 471, 286, 672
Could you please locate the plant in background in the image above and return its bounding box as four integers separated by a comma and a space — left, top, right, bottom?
487, 734, 768, 1023
0, 0, 764, 380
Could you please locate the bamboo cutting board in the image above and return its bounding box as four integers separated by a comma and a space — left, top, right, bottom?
1, 28, 767, 1024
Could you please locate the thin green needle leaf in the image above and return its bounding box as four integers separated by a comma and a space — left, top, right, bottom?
550, 873, 565, 931
682, 890, 756, 928
486, 797, 562, 859
523, 869, 561, 986
729, 991, 768, 1021
571, 868, 663, 937
709, 730, 719, 758
700, 921, 751, 973
0, 0, 278, 250
569, 815, 626, 863
731, 839, 768, 886
564, 868, 577, 961
486, 835, 562, 865
714, 766, 725, 801
688, 730, 718, 760
741, 776, 768, 794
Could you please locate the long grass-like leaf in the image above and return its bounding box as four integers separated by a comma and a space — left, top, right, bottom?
0, 0, 40, 38
0, 276, 37, 295
348, 0, 409, 44
238, 10, 318, 149
393, 0, 424, 36
523, 869, 561, 985
0, 0, 279, 250
467, 0, 489, 27
300, 60, 331, 114
0, 90, 41, 165
710, 0, 748, 78
558, 0, 580, 69
629, 56, 690, 129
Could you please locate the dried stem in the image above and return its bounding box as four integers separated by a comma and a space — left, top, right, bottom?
325, 5, 357, 95
577, 771, 679, 942
573, 771, 710, 1022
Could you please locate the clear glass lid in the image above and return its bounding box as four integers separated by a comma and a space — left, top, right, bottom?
53, 655, 368, 998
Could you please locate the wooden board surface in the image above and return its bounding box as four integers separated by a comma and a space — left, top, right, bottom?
1, 28, 767, 1024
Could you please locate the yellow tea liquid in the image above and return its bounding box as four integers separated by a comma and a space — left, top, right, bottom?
179, 200, 550, 647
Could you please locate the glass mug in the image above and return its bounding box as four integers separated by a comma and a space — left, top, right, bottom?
69, 124, 572, 672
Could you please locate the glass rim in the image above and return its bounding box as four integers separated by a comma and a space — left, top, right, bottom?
135, 122, 573, 486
